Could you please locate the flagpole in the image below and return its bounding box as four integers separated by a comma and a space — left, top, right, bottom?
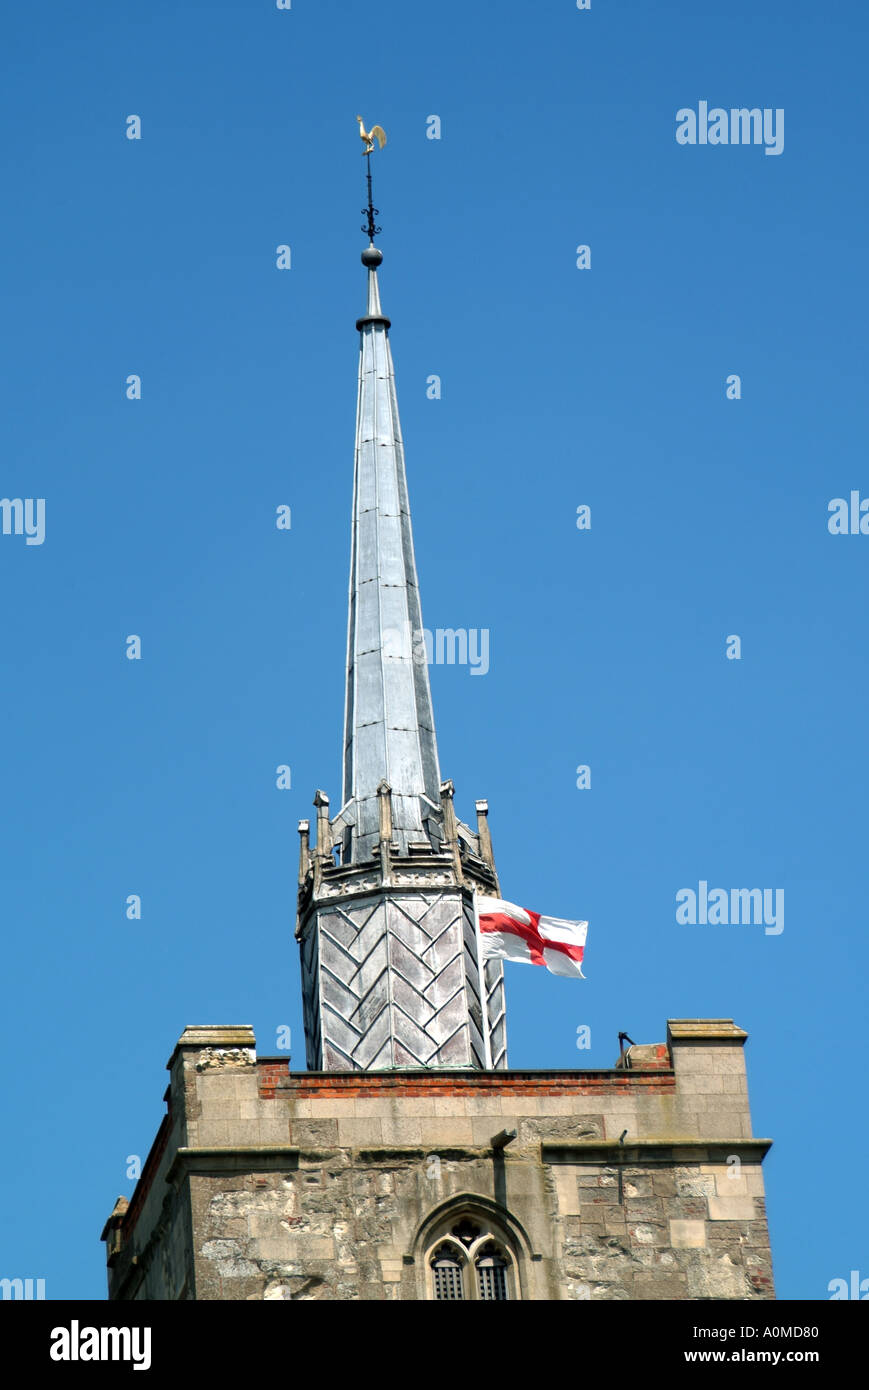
472, 888, 493, 1070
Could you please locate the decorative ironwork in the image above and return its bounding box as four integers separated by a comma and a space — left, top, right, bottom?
361, 153, 381, 240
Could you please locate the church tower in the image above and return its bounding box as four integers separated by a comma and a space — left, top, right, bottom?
296, 233, 506, 1072
101, 146, 775, 1303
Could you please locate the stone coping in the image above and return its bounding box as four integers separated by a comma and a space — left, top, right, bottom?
541, 1138, 773, 1164
167, 1025, 256, 1068
166, 1145, 301, 1182
667, 1019, 748, 1043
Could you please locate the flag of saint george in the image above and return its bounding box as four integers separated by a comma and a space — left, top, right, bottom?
475, 895, 587, 978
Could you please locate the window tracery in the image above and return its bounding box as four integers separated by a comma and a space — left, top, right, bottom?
427, 1217, 517, 1301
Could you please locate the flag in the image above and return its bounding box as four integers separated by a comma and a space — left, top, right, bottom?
476, 895, 587, 978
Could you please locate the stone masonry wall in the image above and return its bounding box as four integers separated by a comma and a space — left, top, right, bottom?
547, 1151, 773, 1300
103, 1020, 774, 1301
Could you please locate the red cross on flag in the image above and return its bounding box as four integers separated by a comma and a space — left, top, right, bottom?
476, 895, 588, 978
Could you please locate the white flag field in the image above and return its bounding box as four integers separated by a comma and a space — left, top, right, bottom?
476, 895, 588, 979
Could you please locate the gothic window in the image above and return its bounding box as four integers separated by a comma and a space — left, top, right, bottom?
431, 1244, 465, 1301
427, 1218, 518, 1300
476, 1242, 508, 1301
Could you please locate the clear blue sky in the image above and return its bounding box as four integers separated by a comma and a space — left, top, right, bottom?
1, 0, 866, 1301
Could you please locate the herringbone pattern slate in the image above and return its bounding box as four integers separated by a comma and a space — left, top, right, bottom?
301, 890, 506, 1071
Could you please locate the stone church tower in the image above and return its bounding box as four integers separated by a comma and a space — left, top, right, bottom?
101, 206, 776, 1303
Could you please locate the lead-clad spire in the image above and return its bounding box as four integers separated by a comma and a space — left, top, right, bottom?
294, 136, 506, 1072
340, 243, 442, 861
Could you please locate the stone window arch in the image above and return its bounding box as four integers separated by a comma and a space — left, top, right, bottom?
425, 1214, 518, 1301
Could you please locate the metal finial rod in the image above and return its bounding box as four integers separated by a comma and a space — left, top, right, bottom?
361, 152, 382, 241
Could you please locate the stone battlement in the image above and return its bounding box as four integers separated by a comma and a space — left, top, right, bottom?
102, 1019, 774, 1301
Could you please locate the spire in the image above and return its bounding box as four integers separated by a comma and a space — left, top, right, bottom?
340, 240, 442, 861
294, 136, 506, 1073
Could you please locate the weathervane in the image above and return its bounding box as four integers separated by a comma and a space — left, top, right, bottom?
357, 115, 387, 242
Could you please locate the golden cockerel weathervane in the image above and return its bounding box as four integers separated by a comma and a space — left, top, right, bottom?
356, 115, 387, 154
357, 116, 387, 242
